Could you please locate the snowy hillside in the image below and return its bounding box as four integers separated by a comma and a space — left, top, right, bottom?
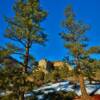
25, 81, 100, 99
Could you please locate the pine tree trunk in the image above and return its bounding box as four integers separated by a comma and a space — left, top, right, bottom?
19, 92, 24, 100
24, 32, 30, 73
79, 74, 91, 100
20, 33, 30, 100
24, 45, 29, 72
89, 77, 92, 84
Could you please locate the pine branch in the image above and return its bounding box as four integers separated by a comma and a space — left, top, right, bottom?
1, 56, 31, 70
5, 30, 26, 47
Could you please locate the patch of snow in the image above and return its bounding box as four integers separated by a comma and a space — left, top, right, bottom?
74, 84, 100, 96
33, 81, 100, 96
24, 92, 33, 97
95, 89, 100, 94
21, 81, 100, 99
37, 95, 44, 100
0, 92, 5, 96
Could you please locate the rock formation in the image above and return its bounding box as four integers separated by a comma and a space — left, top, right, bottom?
37, 59, 72, 72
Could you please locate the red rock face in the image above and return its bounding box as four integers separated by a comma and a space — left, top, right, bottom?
74, 95, 100, 100
53, 61, 64, 69
91, 95, 100, 100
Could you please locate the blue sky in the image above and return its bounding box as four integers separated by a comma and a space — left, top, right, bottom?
0, 0, 100, 61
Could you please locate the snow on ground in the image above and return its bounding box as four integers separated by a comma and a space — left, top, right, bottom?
95, 89, 100, 94
0, 91, 12, 96
32, 81, 100, 96
1, 81, 100, 98
74, 84, 100, 96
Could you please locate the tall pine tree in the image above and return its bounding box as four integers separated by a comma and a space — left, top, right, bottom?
60, 5, 100, 100
1, 0, 47, 99
5, 0, 47, 72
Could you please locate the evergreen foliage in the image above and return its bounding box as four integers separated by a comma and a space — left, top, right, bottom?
60, 5, 100, 100
0, 0, 47, 99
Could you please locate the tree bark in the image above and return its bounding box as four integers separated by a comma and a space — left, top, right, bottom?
20, 33, 30, 100
24, 31, 30, 73
19, 92, 24, 100
24, 46, 29, 72
89, 77, 92, 84
79, 74, 91, 100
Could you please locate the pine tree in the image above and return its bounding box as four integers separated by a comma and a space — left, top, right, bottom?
1, 0, 47, 99
83, 58, 100, 84
60, 5, 100, 100
5, 0, 47, 72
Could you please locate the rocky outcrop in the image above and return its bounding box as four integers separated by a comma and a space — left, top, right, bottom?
37, 59, 48, 74
53, 61, 72, 70
53, 61, 64, 69
38, 59, 47, 70
37, 59, 73, 72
